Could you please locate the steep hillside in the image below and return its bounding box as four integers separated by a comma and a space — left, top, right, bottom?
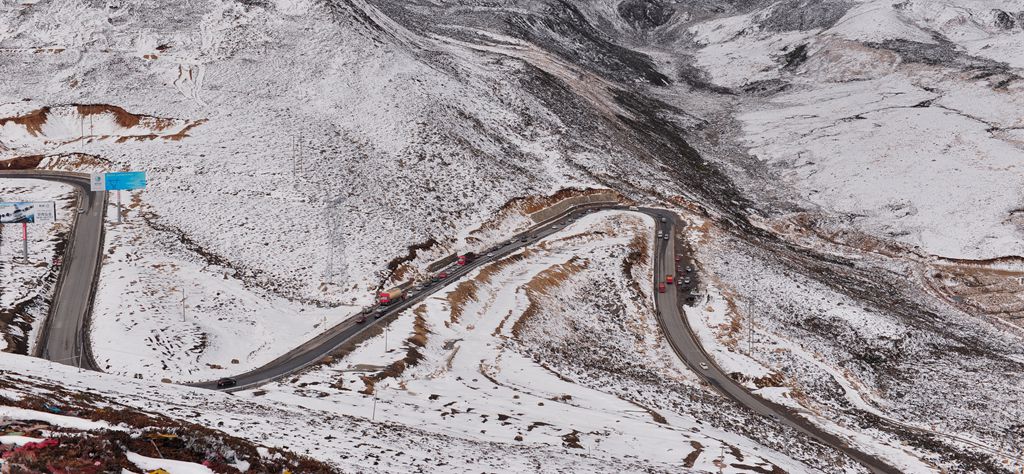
2, 0, 1022, 471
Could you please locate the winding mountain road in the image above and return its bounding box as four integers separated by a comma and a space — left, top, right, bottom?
2, 171, 896, 472
1, 170, 103, 370
648, 209, 898, 474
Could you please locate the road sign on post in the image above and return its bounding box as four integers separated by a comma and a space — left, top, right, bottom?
0, 201, 57, 224
103, 172, 147, 191
90, 172, 146, 223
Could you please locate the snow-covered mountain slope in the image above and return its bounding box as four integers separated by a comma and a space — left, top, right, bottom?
0, 350, 667, 473
2, 0, 1023, 471
688, 0, 1024, 259
247, 210, 871, 473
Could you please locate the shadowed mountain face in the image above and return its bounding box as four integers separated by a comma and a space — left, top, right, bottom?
343, 2, 1024, 471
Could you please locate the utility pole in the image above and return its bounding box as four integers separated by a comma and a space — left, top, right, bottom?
372, 391, 377, 422
181, 287, 186, 322
22, 222, 28, 260
747, 302, 754, 358
116, 190, 122, 224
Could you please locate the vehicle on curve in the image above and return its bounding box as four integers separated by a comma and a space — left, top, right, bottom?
660, 217, 667, 223
628, 206, 638, 211
379, 287, 404, 305
216, 378, 237, 388
699, 362, 709, 370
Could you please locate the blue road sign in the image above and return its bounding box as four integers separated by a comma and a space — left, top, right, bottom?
103, 171, 147, 191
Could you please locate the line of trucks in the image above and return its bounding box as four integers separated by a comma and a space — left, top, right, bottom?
377, 253, 478, 305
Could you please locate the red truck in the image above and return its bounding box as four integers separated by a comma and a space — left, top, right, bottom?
379, 287, 404, 305
457, 252, 477, 266
658, 283, 666, 293
666, 274, 674, 284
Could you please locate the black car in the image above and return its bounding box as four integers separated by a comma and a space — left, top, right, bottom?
356, 315, 368, 324
216, 377, 237, 388
375, 308, 386, 319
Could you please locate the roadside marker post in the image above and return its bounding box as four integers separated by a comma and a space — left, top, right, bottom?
116, 190, 122, 224
22, 222, 27, 260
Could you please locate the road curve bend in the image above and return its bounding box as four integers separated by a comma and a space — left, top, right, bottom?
647, 208, 898, 474
1, 170, 105, 370
0, 174, 896, 473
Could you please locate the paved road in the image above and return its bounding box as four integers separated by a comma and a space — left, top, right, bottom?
647, 209, 898, 474
0, 175, 894, 472
1, 171, 104, 370
191, 203, 614, 391
191, 202, 896, 472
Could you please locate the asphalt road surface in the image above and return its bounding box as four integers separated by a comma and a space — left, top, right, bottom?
1, 175, 895, 472
1, 171, 104, 370
648, 209, 898, 474
191, 203, 615, 391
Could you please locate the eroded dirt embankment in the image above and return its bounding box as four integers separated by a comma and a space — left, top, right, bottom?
0, 104, 204, 149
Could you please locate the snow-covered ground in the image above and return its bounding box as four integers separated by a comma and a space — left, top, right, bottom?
0, 349, 686, 473
3, 0, 1023, 469
689, 0, 1024, 260
246, 210, 865, 472
90, 193, 353, 381
0, 178, 74, 354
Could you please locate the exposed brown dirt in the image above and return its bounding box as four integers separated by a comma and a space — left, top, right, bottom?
511, 257, 586, 338
0, 107, 50, 136
0, 382, 333, 473
0, 155, 44, 170
518, 188, 612, 214
925, 263, 1024, 325
447, 280, 479, 325
77, 104, 143, 129
683, 440, 704, 468
0, 105, 203, 143
360, 307, 430, 394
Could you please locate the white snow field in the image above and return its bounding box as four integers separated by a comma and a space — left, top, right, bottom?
689, 0, 1024, 260
0, 349, 694, 473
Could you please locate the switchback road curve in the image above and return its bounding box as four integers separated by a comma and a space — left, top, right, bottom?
0, 170, 104, 370
1, 173, 894, 472
195, 203, 897, 473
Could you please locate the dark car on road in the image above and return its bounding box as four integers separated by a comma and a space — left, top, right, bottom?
356, 315, 368, 324
216, 378, 237, 388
